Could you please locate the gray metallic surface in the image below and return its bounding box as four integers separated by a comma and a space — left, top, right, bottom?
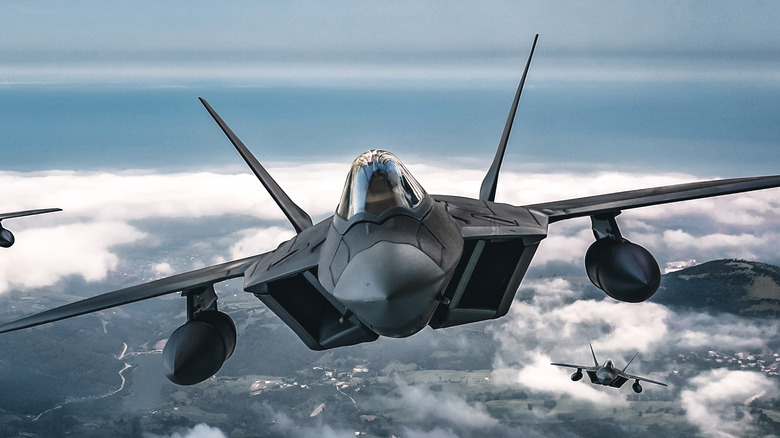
200, 98, 313, 233
319, 204, 463, 293
162, 311, 237, 385
429, 196, 548, 328
584, 239, 661, 302
318, 188, 464, 337
0, 228, 14, 248
0, 255, 261, 334
0, 208, 61, 221
527, 175, 780, 223
480, 34, 538, 202
332, 241, 446, 337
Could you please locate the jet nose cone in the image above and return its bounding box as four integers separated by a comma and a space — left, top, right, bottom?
332, 241, 446, 337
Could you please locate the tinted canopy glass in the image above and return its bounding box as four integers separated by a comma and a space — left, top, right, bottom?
337, 150, 426, 220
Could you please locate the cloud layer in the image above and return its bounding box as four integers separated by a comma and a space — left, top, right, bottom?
680, 369, 778, 438
3, 164, 780, 294
3, 162, 779, 436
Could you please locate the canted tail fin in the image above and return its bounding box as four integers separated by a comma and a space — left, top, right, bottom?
199, 98, 313, 233
589, 343, 599, 367
623, 352, 639, 372
479, 34, 538, 202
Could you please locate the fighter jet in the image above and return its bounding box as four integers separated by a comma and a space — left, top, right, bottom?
0, 208, 62, 248
552, 344, 667, 393
3, 35, 780, 385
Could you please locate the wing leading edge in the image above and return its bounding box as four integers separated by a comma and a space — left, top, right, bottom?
0, 255, 263, 334
525, 174, 780, 223
622, 372, 668, 387
550, 362, 595, 371
0, 208, 62, 221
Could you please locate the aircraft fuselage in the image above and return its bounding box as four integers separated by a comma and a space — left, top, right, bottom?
317, 150, 464, 337
595, 362, 618, 385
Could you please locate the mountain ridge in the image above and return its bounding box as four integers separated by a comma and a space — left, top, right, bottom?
653, 259, 780, 317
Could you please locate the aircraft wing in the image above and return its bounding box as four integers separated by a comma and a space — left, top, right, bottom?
0, 208, 62, 221
622, 372, 668, 387
550, 362, 599, 383
0, 255, 262, 334
525, 175, 780, 223
550, 362, 594, 370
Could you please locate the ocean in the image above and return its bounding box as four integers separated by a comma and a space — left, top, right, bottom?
2, 81, 779, 176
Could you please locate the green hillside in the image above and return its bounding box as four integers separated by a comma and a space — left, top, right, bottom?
654, 259, 780, 316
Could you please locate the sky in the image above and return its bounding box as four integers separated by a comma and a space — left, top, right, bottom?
1, 1, 780, 437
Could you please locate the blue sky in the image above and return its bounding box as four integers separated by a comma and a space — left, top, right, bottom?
2, 1, 780, 83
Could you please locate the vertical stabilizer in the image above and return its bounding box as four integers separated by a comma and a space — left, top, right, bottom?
589, 343, 599, 367
479, 34, 538, 202
623, 352, 639, 372
199, 98, 313, 233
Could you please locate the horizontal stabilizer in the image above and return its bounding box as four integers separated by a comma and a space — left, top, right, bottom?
0, 208, 61, 221
199, 98, 313, 233
0, 255, 261, 334
526, 174, 780, 223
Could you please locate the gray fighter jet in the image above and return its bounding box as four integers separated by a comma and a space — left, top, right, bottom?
3, 35, 780, 385
552, 344, 668, 393
0, 208, 62, 248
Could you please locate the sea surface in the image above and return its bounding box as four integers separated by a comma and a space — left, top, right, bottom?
2, 81, 779, 176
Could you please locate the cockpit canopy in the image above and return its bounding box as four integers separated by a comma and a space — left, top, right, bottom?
336, 150, 427, 220
605, 360, 614, 369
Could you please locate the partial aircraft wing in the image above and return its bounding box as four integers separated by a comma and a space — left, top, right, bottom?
550, 362, 595, 370
0, 208, 61, 221
0, 98, 374, 353
0, 255, 263, 334
525, 175, 780, 223
621, 372, 668, 387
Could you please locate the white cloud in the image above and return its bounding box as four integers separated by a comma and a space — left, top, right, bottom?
379, 379, 498, 429
680, 369, 777, 438
143, 423, 227, 438
498, 352, 625, 407
399, 426, 464, 438
488, 277, 671, 404
0, 222, 145, 293
668, 312, 780, 351
228, 227, 296, 260
257, 402, 360, 438
153, 262, 174, 276
3, 164, 780, 296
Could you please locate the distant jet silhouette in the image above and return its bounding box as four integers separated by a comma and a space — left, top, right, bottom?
552, 344, 667, 393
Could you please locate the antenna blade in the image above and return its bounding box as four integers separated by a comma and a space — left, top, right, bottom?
590, 343, 599, 367
479, 33, 538, 201
199, 98, 313, 233
623, 352, 639, 372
